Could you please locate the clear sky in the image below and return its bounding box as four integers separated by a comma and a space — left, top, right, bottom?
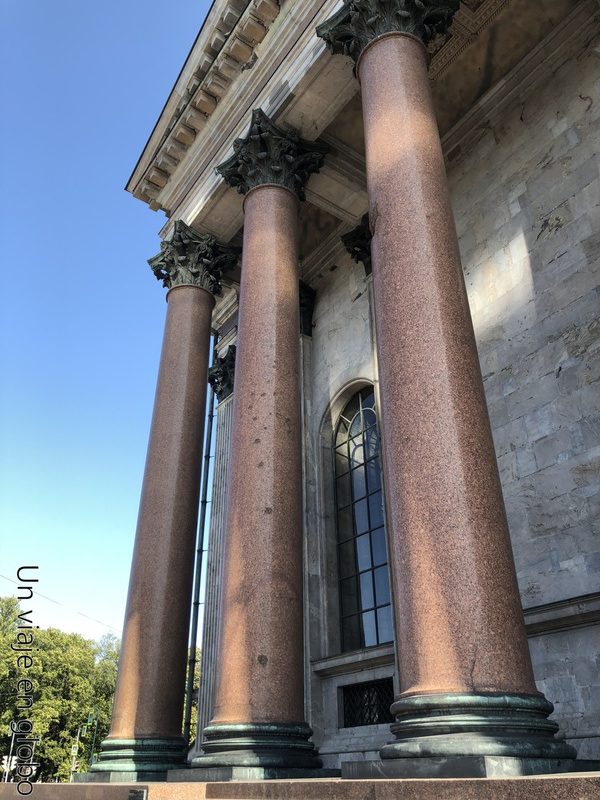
0, 0, 212, 640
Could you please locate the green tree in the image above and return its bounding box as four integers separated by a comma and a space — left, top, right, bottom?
186, 647, 201, 745
0, 596, 119, 782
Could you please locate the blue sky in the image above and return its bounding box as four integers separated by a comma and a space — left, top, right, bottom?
0, 0, 212, 639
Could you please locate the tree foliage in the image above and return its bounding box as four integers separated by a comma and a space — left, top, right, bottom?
1, 596, 203, 782
0, 596, 119, 782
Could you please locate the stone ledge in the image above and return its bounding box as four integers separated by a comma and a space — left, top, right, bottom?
312, 642, 395, 677
524, 593, 600, 636
3, 774, 600, 800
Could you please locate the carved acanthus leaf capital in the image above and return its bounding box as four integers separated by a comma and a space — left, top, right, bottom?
148, 220, 240, 295
208, 346, 236, 402
316, 0, 459, 64
342, 214, 372, 276
217, 109, 329, 200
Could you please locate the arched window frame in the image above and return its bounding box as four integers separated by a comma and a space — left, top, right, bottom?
332, 386, 394, 653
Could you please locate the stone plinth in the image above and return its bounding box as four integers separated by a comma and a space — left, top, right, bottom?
5, 774, 600, 800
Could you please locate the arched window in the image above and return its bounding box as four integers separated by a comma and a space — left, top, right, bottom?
334, 387, 393, 652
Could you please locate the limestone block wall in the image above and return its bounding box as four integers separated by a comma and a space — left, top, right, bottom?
529, 626, 600, 760
448, 32, 600, 757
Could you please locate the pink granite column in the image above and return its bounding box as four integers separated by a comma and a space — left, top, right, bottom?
92, 223, 238, 780
318, 3, 574, 770
192, 110, 328, 777
210, 184, 305, 730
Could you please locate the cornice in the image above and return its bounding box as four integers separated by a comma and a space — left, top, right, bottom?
156, 0, 347, 240
128, 0, 281, 210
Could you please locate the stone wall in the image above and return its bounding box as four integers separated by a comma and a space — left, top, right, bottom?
448, 29, 600, 757
450, 30, 600, 609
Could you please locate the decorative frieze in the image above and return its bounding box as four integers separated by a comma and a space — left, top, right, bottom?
208, 345, 237, 401
341, 213, 372, 276
316, 0, 460, 64
217, 108, 328, 200
427, 0, 509, 79
148, 220, 240, 294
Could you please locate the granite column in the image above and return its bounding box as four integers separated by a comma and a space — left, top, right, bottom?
191, 110, 329, 779
91, 222, 238, 781
318, 1, 575, 775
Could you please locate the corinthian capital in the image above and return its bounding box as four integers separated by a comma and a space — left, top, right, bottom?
342, 214, 372, 276
316, 0, 459, 63
148, 220, 240, 295
217, 109, 328, 200
208, 346, 236, 402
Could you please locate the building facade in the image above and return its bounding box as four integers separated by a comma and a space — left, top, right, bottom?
90, 0, 600, 784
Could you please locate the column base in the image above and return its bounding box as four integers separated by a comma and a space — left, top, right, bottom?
380, 693, 577, 762
82, 737, 187, 782
191, 723, 324, 772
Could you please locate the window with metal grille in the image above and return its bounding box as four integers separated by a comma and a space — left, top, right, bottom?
341, 678, 395, 728
334, 388, 393, 652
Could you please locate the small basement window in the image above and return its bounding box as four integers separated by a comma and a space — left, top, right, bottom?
340, 677, 395, 728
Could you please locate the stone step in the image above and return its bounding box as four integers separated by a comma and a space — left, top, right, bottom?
2, 774, 600, 800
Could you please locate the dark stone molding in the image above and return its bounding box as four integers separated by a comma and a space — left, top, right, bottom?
299, 281, 317, 336
83, 736, 187, 781
148, 220, 240, 295
382, 692, 576, 761
208, 345, 236, 402
192, 722, 323, 771
316, 0, 459, 65
341, 214, 372, 276
524, 592, 600, 637
217, 109, 329, 201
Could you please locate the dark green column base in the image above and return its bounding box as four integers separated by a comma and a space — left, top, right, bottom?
191, 723, 323, 771
381, 692, 577, 761
81, 737, 187, 782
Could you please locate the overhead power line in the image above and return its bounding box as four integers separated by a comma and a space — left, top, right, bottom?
0, 573, 119, 633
